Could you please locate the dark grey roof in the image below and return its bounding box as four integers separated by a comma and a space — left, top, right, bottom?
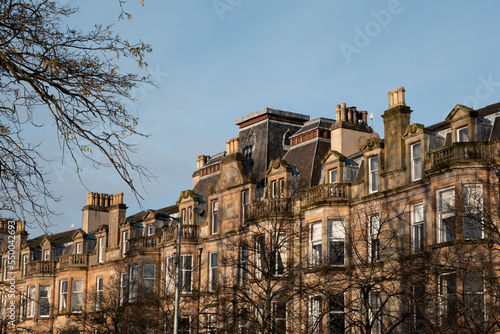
204, 152, 225, 168
427, 102, 500, 132
283, 139, 331, 188
490, 117, 500, 141
235, 107, 310, 126
290, 117, 335, 138
26, 229, 82, 248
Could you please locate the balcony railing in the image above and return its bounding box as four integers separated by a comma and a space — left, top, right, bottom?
27, 261, 55, 275
58, 254, 88, 268
249, 199, 294, 219
303, 183, 350, 207
431, 142, 489, 169
129, 236, 160, 251
162, 225, 198, 242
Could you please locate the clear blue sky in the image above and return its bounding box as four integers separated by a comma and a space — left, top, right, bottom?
26, 0, 500, 234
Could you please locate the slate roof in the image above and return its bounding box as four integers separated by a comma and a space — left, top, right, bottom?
204, 152, 225, 168
26, 229, 82, 248
289, 117, 335, 138
427, 102, 500, 132
283, 139, 331, 189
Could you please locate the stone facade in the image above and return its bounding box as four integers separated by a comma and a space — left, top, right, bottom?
2, 88, 500, 333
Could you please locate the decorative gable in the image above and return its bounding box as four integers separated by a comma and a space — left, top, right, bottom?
320, 150, 346, 166
402, 123, 429, 139
445, 104, 476, 123
176, 190, 199, 205
265, 158, 292, 177
360, 137, 383, 152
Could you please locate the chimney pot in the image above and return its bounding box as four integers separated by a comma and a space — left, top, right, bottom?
388, 87, 406, 109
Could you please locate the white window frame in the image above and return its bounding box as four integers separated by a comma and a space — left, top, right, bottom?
71, 279, 84, 313
464, 271, 485, 323
242, 190, 250, 223
279, 178, 285, 198
44, 249, 50, 261
181, 256, 192, 293
207, 314, 216, 334
76, 242, 82, 254
439, 272, 457, 324
26, 286, 35, 317
309, 295, 322, 334
22, 254, 28, 276
96, 277, 103, 311
59, 280, 68, 312
369, 215, 380, 263
369, 290, 381, 334
271, 180, 278, 198
256, 235, 266, 278
166, 257, 175, 294
329, 293, 346, 333
120, 272, 128, 305
437, 187, 456, 243
98, 236, 105, 263
166, 255, 192, 295
462, 184, 483, 239
411, 203, 424, 253
310, 222, 322, 267
148, 224, 154, 236
143, 264, 156, 293
272, 301, 287, 334
457, 126, 469, 142
212, 200, 219, 234
122, 231, 129, 257
328, 220, 345, 266
274, 233, 286, 276
329, 168, 338, 184
209, 252, 218, 292
411, 142, 422, 181
129, 265, 138, 302
369, 156, 379, 193
240, 245, 249, 285
39, 285, 51, 317
3, 259, 8, 280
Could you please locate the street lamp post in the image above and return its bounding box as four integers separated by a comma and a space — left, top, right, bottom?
156, 208, 203, 334
173, 215, 182, 334
155, 212, 182, 334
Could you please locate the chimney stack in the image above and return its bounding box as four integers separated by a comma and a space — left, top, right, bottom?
388, 87, 406, 109
226, 137, 240, 155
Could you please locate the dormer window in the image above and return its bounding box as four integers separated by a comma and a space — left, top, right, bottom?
457, 126, 469, 142
76, 242, 82, 254
271, 178, 285, 198
44, 250, 50, 261
411, 142, 422, 181
369, 156, 379, 193
329, 169, 338, 184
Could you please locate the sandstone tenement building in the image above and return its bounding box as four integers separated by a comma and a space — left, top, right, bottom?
2, 87, 500, 333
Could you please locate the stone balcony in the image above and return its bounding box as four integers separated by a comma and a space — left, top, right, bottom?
129, 236, 160, 251
58, 254, 88, 268
162, 225, 198, 243
430, 142, 490, 170
249, 198, 295, 220
302, 183, 350, 207
27, 260, 55, 275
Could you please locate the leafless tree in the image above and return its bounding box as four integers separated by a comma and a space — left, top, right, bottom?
0, 0, 153, 230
